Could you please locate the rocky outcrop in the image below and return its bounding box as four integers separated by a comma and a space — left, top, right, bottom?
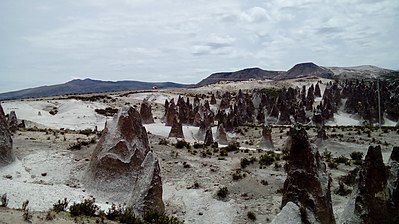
279, 126, 335, 224
340, 146, 399, 224
259, 125, 274, 149
168, 117, 184, 139
140, 100, 154, 124
0, 103, 14, 167
83, 106, 164, 214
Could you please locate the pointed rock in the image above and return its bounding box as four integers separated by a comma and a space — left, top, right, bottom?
204, 128, 214, 146
7, 111, 18, 132
0, 102, 14, 167
216, 123, 228, 145
140, 100, 154, 124
259, 125, 274, 149
279, 126, 335, 224
168, 117, 184, 138
83, 106, 164, 214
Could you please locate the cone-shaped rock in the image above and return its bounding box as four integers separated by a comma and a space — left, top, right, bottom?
259, 125, 274, 149
83, 106, 164, 214
8, 111, 18, 132
168, 117, 184, 138
279, 126, 335, 224
0, 103, 14, 167
340, 145, 398, 224
204, 128, 214, 146
140, 100, 154, 124
216, 123, 228, 145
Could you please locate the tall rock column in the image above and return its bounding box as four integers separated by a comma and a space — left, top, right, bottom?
0, 102, 14, 167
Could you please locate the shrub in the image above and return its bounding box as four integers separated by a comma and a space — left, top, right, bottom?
117, 207, 142, 224
328, 161, 338, 169
232, 170, 245, 181
240, 158, 250, 169
193, 142, 205, 149
217, 187, 229, 198
69, 198, 99, 217
261, 180, 268, 186
350, 151, 363, 161
1, 193, 8, 207
223, 142, 240, 152
53, 198, 69, 213
220, 149, 228, 157
23, 208, 32, 222
143, 209, 183, 224
247, 211, 256, 221
174, 140, 190, 149
259, 152, 278, 166
334, 155, 349, 165
159, 138, 169, 145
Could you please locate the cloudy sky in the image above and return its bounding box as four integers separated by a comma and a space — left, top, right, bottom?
1, 0, 398, 93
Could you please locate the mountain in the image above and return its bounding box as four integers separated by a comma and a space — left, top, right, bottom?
0, 79, 192, 100
197, 62, 398, 86
196, 67, 283, 86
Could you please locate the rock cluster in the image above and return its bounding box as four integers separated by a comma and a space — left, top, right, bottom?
277, 126, 335, 224
0, 102, 14, 167
84, 106, 164, 214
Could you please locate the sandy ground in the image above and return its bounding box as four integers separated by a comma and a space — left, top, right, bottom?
1, 79, 398, 223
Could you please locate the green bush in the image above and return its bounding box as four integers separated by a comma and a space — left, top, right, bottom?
143, 209, 183, 224
259, 151, 279, 166
217, 187, 229, 198
247, 211, 256, 221
334, 155, 349, 165
52, 198, 69, 213
158, 138, 169, 145
174, 140, 190, 149
69, 198, 99, 217
223, 142, 240, 152
350, 151, 363, 161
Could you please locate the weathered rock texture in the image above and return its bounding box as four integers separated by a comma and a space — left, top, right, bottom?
340, 146, 399, 224
280, 126, 335, 224
259, 125, 274, 149
84, 106, 164, 214
0, 103, 14, 167
139, 100, 154, 124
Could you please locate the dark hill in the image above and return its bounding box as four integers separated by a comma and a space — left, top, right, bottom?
0, 79, 191, 100
196, 67, 282, 86
275, 62, 334, 80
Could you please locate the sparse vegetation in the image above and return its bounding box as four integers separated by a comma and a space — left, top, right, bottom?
174, 139, 190, 149
217, 187, 229, 198
158, 138, 169, 145
69, 198, 99, 217
247, 211, 256, 221
52, 198, 69, 213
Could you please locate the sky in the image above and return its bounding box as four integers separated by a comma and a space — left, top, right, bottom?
1, 0, 398, 93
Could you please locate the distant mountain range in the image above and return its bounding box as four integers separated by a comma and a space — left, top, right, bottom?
0, 79, 192, 100
1, 62, 398, 100
196, 62, 398, 86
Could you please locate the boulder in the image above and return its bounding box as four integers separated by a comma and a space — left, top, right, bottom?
279, 126, 335, 224
0, 102, 13, 167
83, 106, 164, 214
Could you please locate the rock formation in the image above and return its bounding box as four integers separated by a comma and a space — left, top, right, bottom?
215, 123, 228, 145
258, 125, 274, 149
278, 126, 335, 224
0, 103, 14, 167
83, 106, 164, 214
168, 117, 184, 139
7, 111, 18, 132
204, 128, 214, 146
140, 100, 154, 124
340, 146, 399, 224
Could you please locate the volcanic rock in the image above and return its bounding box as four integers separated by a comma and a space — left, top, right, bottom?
168, 117, 184, 139
0, 102, 14, 167
140, 100, 154, 124
258, 125, 274, 149
83, 106, 164, 214
279, 126, 335, 224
